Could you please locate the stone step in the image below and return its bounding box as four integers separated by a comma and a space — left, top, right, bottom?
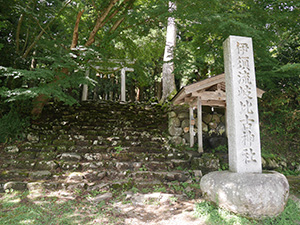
0, 170, 194, 193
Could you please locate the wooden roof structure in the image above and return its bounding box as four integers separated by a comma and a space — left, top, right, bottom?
172, 73, 265, 107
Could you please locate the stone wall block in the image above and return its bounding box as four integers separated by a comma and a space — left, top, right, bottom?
181, 119, 189, 129
168, 111, 177, 119
216, 123, 226, 136
208, 122, 218, 129
170, 136, 184, 146
203, 114, 213, 124
178, 112, 189, 119
211, 114, 221, 123
169, 117, 181, 127
168, 126, 182, 136
202, 122, 208, 132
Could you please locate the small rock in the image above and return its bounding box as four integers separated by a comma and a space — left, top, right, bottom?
4, 181, 28, 191
74, 135, 85, 141
84, 153, 102, 161
59, 153, 81, 161
27, 182, 44, 192
90, 192, 113, 203
67, 172, 85, 182
97, 172, 107, 180
67, 183, 86, 191
193, 170, 203, 182
133, 162, 142, 170
5, 146, 19, 153
124, 191, 134, 200
27, 133, 39, 143
29, 170, 52, 179
35, 161, 58, 170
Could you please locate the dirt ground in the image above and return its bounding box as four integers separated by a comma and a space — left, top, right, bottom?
112, 192, 203, 225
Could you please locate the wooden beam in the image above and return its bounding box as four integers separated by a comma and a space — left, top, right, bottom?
190, 100, 226, 107
189, 106, 195, 148
197, 97, 203, 153
184, 74, 225, 94
192, 90, 226, 101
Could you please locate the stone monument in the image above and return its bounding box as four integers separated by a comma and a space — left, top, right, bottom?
200, 35, 289, 219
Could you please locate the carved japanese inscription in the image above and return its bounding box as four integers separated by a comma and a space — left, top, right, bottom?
224, 36, 262, 173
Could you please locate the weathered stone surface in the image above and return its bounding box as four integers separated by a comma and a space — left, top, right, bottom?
61, 162, 81, 170
216, 123, 226, 136
89, 192, 113, 203
67, 172, 85, 182
5, 146, 19, 153
203, 114, 213, 124
29, 170, 52, 179
200, 171, 289, 219
193, 170, 203, 182
27, 133, 39, 143
265, 158, 280, 170
27, 182, 44, 192
84, 153, 102, 161
223, 35, 262, 173
59, 153, 81, 161
170, 136, 183, 146
181, 119, 189, 129
168, 126, 182, 136
4, 182, 28, 191
178, 112, 189, 119
168, 111, 176, 119
169, 117, 181, 127
191, 154, 220, 174
35, 161, 58, 170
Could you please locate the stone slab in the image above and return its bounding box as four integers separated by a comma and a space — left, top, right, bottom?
200, 171, 289, 219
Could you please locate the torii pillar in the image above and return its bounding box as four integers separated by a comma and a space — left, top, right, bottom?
121, 67, 134, 102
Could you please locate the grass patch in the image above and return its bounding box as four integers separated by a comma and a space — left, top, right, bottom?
0, 191, 124, 225
195, 199, 300, 225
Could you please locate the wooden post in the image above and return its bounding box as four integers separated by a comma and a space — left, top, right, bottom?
225, 107, 228, 138
82, 68, 89, 101
121, 68, 126, 102
189, 105, 195, 147
197, 97, 203, 153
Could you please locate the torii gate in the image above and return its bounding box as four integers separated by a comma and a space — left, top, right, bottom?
171, 73, 265, 153
81, 60, 134, 102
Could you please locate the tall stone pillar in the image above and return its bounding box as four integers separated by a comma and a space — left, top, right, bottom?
223, 35, 262, 173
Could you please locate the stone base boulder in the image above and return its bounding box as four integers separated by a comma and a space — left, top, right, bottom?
200, 171, 289, 219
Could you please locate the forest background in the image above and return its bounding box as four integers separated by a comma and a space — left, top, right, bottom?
0, 0, 299, 158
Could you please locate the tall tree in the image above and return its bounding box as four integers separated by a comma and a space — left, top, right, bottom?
161, 1, 177, 101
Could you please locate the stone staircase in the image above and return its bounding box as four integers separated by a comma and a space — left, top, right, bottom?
0, 101, 206, 193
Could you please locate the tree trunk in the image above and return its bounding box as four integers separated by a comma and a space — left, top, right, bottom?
161, 1, 177, 102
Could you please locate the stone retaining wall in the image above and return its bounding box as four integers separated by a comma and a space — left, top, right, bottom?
168, 104, 227, 149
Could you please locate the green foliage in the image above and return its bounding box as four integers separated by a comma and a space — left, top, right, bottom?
212, 144, 228, 153
195, 199, 300, 225
114, 145, 124, 154
0, 108, 29, 143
